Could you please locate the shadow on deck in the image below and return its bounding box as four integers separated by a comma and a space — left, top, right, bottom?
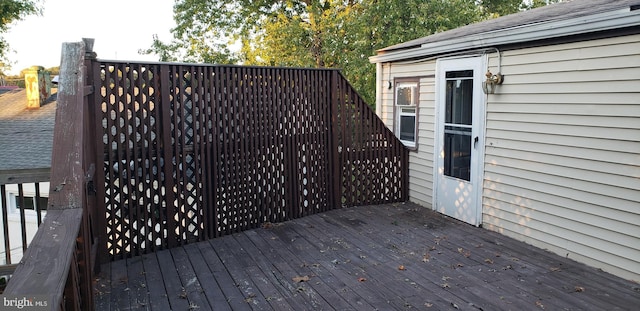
94, 203, 640, 310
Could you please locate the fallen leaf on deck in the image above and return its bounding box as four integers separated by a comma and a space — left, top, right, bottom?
398, 265, 406, 271
244, 293, 256, 303
424, 302, 433, 308
292, 276, 310, 283
358, 277, 367, 282
484, 258, 494, 264
550, 267, 562, 272
574, 286, 585, 292
422, 254, 431, 262
535, 300, 545, 309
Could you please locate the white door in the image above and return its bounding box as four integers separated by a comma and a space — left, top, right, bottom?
434, 56, 485, 226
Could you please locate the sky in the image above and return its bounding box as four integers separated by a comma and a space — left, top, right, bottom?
4, 0, 175, 75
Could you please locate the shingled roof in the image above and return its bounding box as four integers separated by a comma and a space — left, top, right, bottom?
371, 0, 640, 62
0, 87, 57, 171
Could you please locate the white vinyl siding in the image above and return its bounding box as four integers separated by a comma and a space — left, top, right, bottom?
379, 33, 640, 281
482, 34, 640, 281
379, 61, 436, 207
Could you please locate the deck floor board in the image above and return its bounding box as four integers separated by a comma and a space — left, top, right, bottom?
95, 203, 640, 310
140, 252, 172, 311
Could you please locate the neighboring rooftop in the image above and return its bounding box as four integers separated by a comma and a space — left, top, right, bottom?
0, 87, 57, 171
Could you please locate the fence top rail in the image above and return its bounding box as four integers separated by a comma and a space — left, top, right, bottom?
95, 59, 344, 72
0, 168, 51, 185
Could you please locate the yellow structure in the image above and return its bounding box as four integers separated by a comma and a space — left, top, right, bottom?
24, 66, 51, 109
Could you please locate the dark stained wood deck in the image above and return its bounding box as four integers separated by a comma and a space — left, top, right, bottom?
94, 203, 640, 310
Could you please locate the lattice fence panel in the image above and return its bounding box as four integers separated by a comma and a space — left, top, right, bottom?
94, 62, 407, 261
97, 63, 169, 259
166, 65, 204, 246
333, 72, 408, 207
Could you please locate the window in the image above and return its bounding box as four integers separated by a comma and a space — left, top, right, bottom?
395, 81, 418, 148
16, 196, 48, 211
2, 182, 50, 217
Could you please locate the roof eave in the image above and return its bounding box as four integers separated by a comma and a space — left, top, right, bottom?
369, 7, 640, 64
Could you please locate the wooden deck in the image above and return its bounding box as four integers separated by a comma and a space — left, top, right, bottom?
94, 203, 640, 310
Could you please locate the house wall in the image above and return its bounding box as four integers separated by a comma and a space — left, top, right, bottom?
379, 33, 640, 281
482, 34, 640, 281
380, 61, 437, 208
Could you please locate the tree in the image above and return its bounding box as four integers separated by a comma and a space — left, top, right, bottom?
0, 0, 41, 74
335, 0, 486, 104
482, 0, 562, 16
143, 0, 557, 106
46, 66, 59, 75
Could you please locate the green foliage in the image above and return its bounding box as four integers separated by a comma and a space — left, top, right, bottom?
143, 0, 557, 107
0, 0, 41, 70
480, 0, 523, 16
338, 0, 486, 104
524, 0, 563, 10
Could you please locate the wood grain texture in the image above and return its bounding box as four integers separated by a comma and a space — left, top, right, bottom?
48, 41, 86, 210
4, 209, 83, 308
94, 203, 640, 311
5, 40, 96, 311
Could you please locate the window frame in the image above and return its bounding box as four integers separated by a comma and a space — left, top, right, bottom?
394, 79, 419, 149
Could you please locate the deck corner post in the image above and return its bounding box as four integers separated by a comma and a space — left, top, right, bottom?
329, 70, 342, 209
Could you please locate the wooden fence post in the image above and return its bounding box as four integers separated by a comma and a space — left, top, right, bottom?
4, 40, 95, 310
329, 70, 342, 208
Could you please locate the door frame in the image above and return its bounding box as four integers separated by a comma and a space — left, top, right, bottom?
432, 55, 487, 227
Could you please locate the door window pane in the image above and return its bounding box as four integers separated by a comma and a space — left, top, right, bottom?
443, 70, 474, 181
444, 128, 471, 181
446, 70, 473, 78
445, 76, 473, 125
